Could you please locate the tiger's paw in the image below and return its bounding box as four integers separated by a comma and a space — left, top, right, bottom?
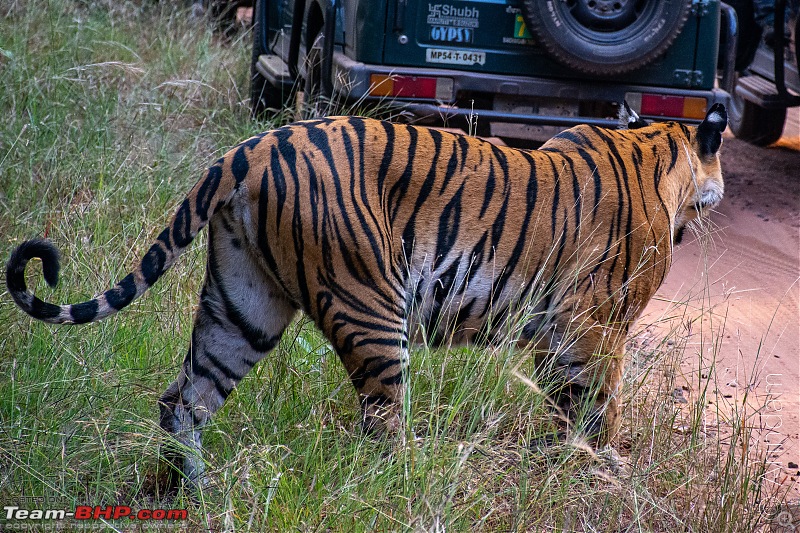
360, 399, 402, 438
596, 445, 630, 477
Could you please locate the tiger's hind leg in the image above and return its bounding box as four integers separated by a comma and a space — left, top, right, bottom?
158, 217, 296, 490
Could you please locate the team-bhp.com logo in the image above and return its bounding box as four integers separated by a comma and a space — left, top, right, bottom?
4, 504, 187, 524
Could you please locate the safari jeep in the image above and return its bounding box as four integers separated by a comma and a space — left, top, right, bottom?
250, 0, 736, 142
726, 0, 799, 145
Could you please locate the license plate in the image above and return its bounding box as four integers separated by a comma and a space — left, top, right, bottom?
426, 48, 486, 66
493, 96, 579, 117
490, 97, 579, 142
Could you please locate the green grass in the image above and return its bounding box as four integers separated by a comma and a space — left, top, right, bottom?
0, 1, 791, 531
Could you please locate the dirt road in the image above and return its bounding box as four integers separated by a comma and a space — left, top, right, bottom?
641, 110, 800, 497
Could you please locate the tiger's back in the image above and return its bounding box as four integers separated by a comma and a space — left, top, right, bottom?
236, 116, 705, 348
6, 105, 727, 488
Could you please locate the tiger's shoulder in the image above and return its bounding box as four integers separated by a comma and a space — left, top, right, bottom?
537, 102, 674, 155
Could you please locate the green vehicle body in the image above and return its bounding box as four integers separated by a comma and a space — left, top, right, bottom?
252, 0, 734, 138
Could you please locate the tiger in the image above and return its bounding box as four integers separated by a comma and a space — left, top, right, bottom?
6, 102, 727, 488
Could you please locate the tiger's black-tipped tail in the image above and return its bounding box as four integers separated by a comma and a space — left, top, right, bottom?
6, 234, 162, 325
5, 155, 243, 325
6, 239, 66, 321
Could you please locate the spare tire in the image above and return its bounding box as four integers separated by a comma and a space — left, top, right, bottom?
522, 0, 693, 75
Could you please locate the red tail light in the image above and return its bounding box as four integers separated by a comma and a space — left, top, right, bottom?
370, 74, 454, 101
625, 92, 707, 120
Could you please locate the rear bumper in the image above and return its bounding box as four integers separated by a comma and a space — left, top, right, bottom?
255, 51, 730, 129
332, 51, 729, 127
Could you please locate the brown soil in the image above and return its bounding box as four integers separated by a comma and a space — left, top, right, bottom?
640, 111, 800, 497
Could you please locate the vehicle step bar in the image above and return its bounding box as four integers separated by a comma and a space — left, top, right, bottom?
400, 104, 621, 129
735, 75, 800, 109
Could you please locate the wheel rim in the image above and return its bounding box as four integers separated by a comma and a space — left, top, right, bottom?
568, 0, 641, 32
555, 0, 653, 43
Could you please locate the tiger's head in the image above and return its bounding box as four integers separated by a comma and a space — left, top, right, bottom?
679, 104, 726, 233
622, 102, 727, 244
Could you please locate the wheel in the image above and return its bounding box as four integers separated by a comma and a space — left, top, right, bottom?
729, 83, 787, 146
723, 0, 763, 71
521, 0, 693, 75
209, 0, 240, 38
250, 0, 292, 119
299, 32, 327, 119
795, 15, 799, 70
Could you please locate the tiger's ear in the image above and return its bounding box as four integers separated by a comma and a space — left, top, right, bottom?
618, 101, 649, 130
696, 103, 727, 157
